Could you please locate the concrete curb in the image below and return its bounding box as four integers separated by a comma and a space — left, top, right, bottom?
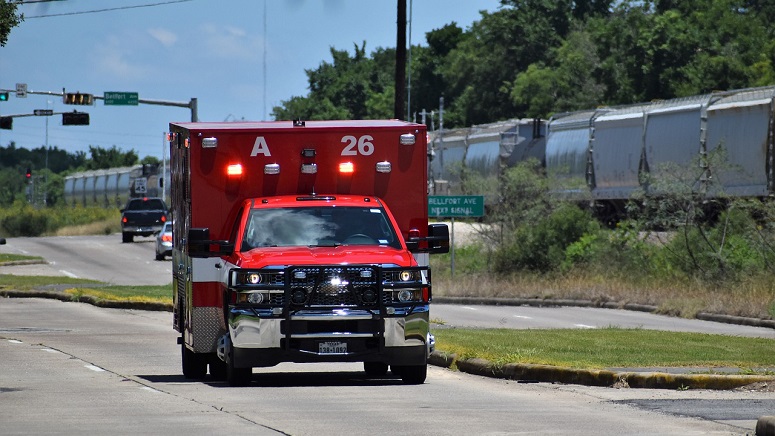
0, 289, 173, 312
429, 351, 775, 390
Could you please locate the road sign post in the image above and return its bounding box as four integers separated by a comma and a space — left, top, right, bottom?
15, 83, 27, 98
428, 195, 485, 278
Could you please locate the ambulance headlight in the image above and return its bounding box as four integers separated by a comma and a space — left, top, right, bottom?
400, 270, 413, 281
247, 273, 261, 284
397, 289, 415, 302
247, 292, 264, 304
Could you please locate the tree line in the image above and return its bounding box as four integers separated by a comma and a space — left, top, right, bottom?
0, 143, 155, 207
272, 0, 775, 128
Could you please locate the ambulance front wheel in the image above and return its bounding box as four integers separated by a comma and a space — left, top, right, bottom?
363, 361, 389, 376
181, 344, 207, 379
226, 348, 252, 387
397, 364, 427, 385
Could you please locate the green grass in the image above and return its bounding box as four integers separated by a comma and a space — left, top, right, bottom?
0, 274, 172, 304
0, 253, 44, 263
434, 327, 775, 370
0, 274, 102, 289
65, 284, 172, 304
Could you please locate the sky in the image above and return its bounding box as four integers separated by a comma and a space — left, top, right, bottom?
0, 0, 503, 161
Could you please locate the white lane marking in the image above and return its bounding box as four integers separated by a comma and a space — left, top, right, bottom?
59, 270, 78, 278
85, 365, 106, 372
41, 348, 61, 354
8, 339, 23, 344
574, 324, 596, 329
462, 306, 478, 311
513, 315, 532, 319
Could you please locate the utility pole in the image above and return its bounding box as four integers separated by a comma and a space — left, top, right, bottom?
394, 0, 407, 120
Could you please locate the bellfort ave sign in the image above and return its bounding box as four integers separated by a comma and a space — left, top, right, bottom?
104, 92, 139, 106
428, 195, 484, 218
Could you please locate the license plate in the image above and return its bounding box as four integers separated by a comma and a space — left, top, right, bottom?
319, 341, 347, 354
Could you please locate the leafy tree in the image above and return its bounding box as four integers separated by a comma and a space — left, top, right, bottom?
273, 43, 395, 121
0, 0, 23, 47
84, 145, 138, 170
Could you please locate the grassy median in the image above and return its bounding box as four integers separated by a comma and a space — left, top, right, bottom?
433, 327, 775, 372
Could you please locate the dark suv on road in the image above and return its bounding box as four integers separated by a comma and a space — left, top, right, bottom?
120, 197, 169, 243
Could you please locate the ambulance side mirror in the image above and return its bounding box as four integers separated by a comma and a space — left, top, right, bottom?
426, 223, 450, 254
187, 228, 235, 258
406, 223, 450, 254
188, 228, 211, 258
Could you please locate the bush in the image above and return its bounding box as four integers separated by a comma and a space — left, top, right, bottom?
0, 202, 119, 237
494, 204, 599, 273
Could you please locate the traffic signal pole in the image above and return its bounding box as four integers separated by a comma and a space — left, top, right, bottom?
0, 88, 198, 122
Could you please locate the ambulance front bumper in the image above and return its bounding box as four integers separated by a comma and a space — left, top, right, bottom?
227, 306, 431, 366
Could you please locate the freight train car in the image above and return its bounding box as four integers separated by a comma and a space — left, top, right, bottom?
546, 86, 775, 221
63, 164, 170, 208
432, 86, 775, 223
428, 118, 546, 202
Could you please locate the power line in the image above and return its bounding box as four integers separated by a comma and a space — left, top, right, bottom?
23, 0, 194, 18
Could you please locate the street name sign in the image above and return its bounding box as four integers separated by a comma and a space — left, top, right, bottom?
104, 92, 139, 106
428, 195, 485, 218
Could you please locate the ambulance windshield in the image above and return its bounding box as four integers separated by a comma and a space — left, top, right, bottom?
240, 206, 401, 251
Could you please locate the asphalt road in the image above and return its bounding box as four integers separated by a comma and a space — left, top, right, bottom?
2, 297, 772, 435
1, 234, 773, 339
2, 234, 775, 433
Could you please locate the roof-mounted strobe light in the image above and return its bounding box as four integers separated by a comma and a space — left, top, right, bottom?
227, 164, 243, 177
264, 163, 280, 175
400, 133, 416, 145
202, 137, 218, 148
376, 161, 392, 173
166, 132, 177, 142
301, 163, 318, 174
339, 162, 354, 174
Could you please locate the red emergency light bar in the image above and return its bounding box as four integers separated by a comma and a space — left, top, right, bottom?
227, 164, 243, 176
339, 162, 354, 173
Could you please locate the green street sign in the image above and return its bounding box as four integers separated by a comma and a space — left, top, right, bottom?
428, 195, 485, 218
104, 91, 139, 106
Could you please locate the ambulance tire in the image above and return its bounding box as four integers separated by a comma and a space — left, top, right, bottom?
209, 360, 227, 381
226, 349, 252, 387
363, 361, 389, 377
398, 364, 427, 385
181, 344, 207, 379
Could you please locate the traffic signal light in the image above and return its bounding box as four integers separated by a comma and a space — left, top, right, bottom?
62, 112, 89, 125
0, 116, 11, 130
63, 92, 93, 105
0, 92, 8, 101
25, 167, 31, 179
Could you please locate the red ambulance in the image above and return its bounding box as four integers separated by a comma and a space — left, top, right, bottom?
169, 120, 449, 386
